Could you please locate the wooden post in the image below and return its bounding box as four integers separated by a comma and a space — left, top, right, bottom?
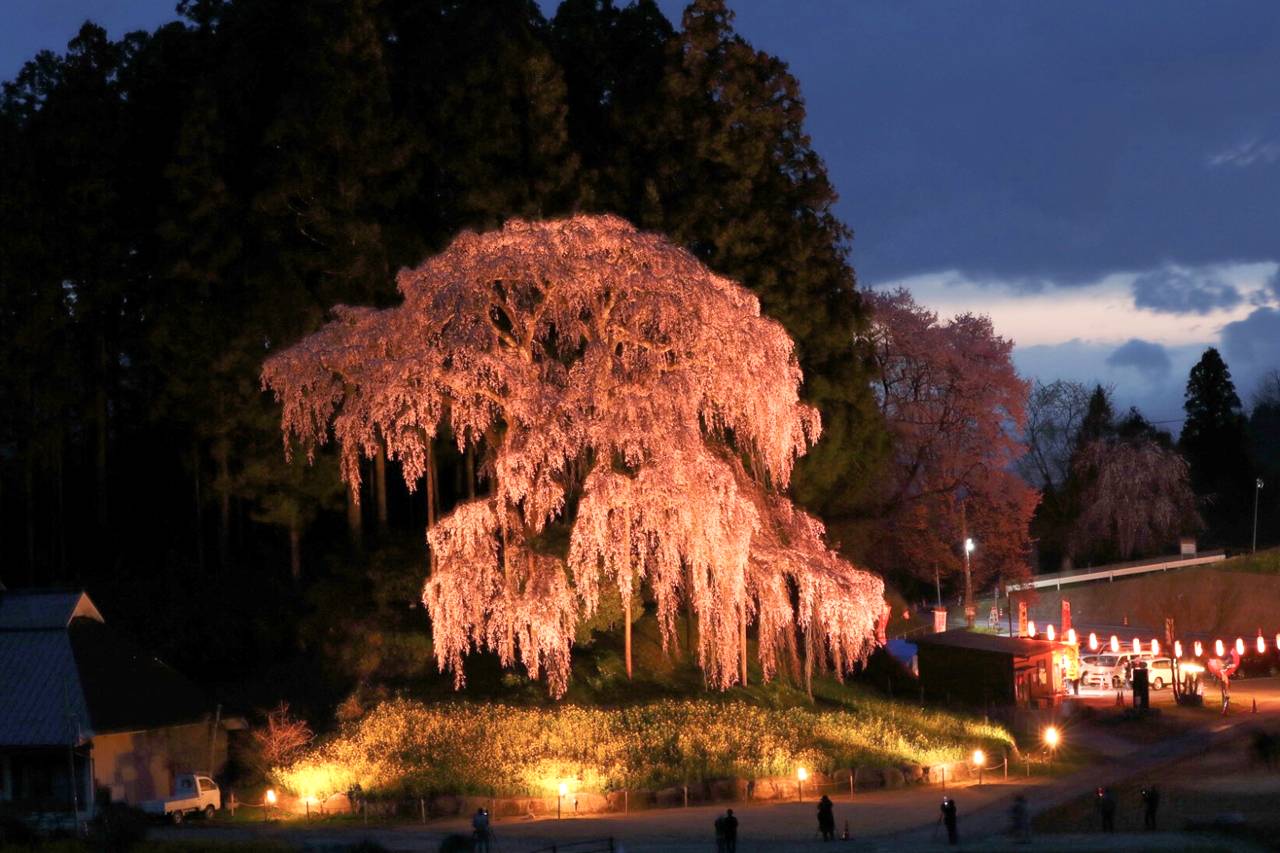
849, 771, 855, 802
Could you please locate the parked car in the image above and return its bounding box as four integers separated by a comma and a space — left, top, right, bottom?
141, 774, 220, 824
1141, 657, 1176, 690
1083, 652, 1155, 689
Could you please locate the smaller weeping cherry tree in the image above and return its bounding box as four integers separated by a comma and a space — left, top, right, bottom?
263, 215, 884, 697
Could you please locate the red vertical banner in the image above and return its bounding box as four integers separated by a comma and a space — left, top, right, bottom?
1018, 599, 1028, 637
1061, 600, 1072, 634
933, 608, 948, 634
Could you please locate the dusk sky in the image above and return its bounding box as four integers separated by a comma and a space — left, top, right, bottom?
8, 1, 1280, 428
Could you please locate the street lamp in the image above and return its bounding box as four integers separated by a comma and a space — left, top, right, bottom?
963, 537, 976, 628
1255, 478, 1264, 553
973, 749, 986, 786
1043, 726, 1060, 773
558, 782, 568, 819
797, 767, 808, 803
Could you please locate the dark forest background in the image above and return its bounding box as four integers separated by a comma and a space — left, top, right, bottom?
0, 0, 885, 710
2, 0, 1278, 714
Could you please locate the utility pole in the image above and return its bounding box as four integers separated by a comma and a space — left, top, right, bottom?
962, 500, 975, 628
1255, 478, 1265, 553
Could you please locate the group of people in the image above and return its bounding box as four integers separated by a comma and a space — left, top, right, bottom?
465, 781, 1162, 849
713, 808, 739, 851
1095, 785, 1161, 831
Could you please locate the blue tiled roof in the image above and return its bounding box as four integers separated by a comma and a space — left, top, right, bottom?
0, 629, 92, 746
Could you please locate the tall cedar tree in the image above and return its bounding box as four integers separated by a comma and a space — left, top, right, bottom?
1180, 348, 1253, 545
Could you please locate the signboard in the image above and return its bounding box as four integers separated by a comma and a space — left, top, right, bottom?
933, 608, 947, 634
1061, 600, 1072, 633
1018, 599, 1028, 637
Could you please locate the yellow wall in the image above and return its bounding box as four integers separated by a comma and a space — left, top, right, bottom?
92, 721, 226, 804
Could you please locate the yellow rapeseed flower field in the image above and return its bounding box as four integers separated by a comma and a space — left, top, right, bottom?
276, 697, 1013, 800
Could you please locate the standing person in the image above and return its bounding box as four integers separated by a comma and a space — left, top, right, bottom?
817, 795, 835, 841
471, 807, 491, 853
940, 796, 958, 845
722, 809, 738, 853
713, 812, 726, 853
1009, 794, 1030, 842
1096, 787, 1116, 832
1141, 786, 1160, 830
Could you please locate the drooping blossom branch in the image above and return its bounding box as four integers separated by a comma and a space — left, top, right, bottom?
263, 215, 883, 696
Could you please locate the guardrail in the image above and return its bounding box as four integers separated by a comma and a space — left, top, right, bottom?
1007, 552, 1227, 592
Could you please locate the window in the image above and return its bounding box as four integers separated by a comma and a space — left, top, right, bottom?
199, 778, 217, 793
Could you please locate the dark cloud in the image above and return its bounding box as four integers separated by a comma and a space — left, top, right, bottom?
709, 2, 1280, 284
1221, 308, 1280, 395
1131, 268, 1242, 315
1106, 338, 1173, 379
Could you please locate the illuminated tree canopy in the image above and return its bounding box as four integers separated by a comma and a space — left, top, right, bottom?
263, 215, 884, 696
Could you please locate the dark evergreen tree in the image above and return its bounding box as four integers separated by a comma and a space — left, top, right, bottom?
1075, 385, 1116, 450
1180, 348, 1253, 544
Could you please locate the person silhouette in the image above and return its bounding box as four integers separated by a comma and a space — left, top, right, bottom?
722, 808, 738, 853
471, 807, 491, 852
817, 795, 835, 841
941, 796, 958, 844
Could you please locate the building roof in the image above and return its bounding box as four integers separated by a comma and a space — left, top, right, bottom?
0, 629, 92, 747
0, 591, 209, 747
69, 617, 209, 734
915, 629, 1067, 657
0, 590, 102, 630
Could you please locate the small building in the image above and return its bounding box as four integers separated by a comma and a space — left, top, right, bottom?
915, 630, 1069, 709
0, 589, 231, 820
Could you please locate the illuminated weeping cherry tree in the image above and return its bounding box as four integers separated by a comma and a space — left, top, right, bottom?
263, 215, 884, 697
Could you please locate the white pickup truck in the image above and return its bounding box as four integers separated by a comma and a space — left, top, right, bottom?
141, 774, 221, 824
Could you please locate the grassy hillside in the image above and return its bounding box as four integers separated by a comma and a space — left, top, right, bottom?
277, 691, 1013, 800
272, 597, 1005, 801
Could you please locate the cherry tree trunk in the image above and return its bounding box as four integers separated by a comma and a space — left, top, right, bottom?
804, 626, 814, 701
425, 445, 437, 576
374, 439, 388, 533
346, 476, 362, 546
740, 606, 748, 686
465, 446, 475, 499
624, 596, 633, 679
